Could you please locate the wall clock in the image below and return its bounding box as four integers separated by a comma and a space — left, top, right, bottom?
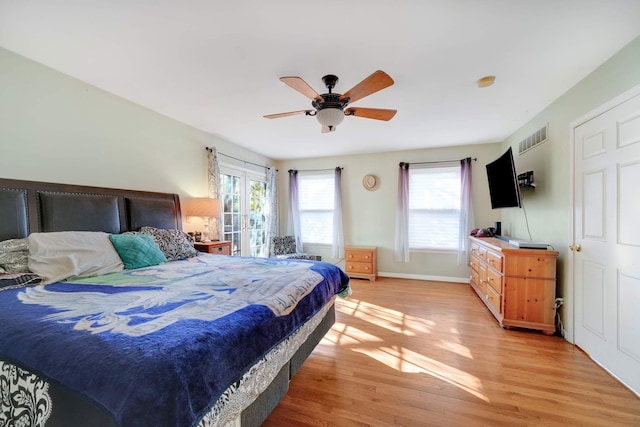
362, 174, 379, 191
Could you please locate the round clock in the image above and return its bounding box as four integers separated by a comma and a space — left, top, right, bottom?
362, 174, 379, 191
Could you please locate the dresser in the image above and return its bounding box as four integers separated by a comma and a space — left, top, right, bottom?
469, 236, 558, 334
194, 241, 232, 255
344, 246, 377, 281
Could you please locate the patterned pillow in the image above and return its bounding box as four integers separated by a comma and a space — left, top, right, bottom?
139, 227, 197, 261
0, 272, 42, 291
272, 236, 297, 256
109, 234, 167, 269
0, 239, 30, 273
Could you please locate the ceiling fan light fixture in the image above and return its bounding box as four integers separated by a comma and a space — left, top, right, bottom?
316, 107, 345, 128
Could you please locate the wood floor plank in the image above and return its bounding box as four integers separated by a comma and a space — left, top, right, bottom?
263, 278, 640, 426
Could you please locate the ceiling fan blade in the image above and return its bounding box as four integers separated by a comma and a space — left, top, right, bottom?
321, 125, 336, 133
345, 107, 397, 121
263, 110, 312, 119
280, 77, 323, 101
341, 70, 394, 104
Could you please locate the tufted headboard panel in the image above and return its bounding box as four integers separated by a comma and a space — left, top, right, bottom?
0, 178, 182, 240
0, 188, 29, 241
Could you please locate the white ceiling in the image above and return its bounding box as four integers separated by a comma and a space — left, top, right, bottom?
2, 1, 640, 160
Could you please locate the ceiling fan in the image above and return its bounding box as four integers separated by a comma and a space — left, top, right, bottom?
264, 70, 397, 133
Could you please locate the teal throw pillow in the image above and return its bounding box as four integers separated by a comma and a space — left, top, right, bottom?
109, 233, 167, 269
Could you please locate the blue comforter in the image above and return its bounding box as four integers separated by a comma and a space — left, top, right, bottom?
0, 254, 349, 427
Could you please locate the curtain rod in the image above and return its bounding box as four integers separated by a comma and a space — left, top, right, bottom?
288, 167, 343, 173
206, 147, 277, 170
400, 157, 477, 166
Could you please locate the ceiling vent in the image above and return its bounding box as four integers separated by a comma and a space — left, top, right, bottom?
518, 124, 548, 155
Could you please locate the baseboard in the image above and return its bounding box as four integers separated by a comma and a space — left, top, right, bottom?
377, 271, 470, 284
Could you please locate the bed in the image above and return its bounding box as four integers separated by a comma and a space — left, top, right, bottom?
0, 178, 349, 427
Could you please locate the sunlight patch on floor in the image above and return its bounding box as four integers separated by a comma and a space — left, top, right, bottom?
322, 322, 384, 346
352, 346, 489, 402
331, 296, 485, 402
434, 340, 473, 359
337, 298, 435, 336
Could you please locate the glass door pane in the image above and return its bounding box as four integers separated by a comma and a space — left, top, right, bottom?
249, 179, 267, 257
221, 173, 242, 256
220, 167, 267, 257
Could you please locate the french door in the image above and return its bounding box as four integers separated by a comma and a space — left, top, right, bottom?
219, 166, 267, 257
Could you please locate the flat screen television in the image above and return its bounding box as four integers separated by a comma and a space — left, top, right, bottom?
486, 147, 522, 209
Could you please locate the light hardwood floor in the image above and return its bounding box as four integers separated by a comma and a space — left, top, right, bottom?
264, 277, 640, 426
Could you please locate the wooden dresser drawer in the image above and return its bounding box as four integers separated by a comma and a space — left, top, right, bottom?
486, 267, 502, 293
346, 261, 373, 274
346, 250, 374, 263
470, 243, 481, 258
470, 267, 480, 287
486, 286, 501, 313
503, 254, 557, 279
478, 246, 488, 261
470, 254, 480, 272
486, 250, 502, 271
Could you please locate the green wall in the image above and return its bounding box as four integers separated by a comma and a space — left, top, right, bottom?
500, 35, 640, 341
0, 47, 273, 233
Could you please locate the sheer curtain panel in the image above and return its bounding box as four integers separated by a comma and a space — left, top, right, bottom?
206, 147, 222, 241
265, 167, 278, 256
457, 158, 474, 265
332, 167, 344, 258
394, 162, 410, 262
288, 170, 303, 253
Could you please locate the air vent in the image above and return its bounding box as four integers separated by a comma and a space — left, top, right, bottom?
518, 124, 548, 155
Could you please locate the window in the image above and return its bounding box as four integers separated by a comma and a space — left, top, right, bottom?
298, 172, 334, 244
409, 165, 461, 250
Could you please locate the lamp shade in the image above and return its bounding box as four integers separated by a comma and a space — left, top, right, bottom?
187, 197, 221, 218
316, 108, 345, 127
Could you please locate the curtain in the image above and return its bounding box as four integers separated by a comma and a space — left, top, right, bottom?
288, 169, 303, 253
332, 167, 344, 258
457, 157, 475, 265
265, 167, 278, 256
206, 147, 222, 241
394, 162, 410, 262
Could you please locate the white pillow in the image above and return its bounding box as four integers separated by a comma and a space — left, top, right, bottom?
28, 231, 124, 284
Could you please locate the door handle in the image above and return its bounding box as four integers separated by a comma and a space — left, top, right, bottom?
569, 244, 582, 252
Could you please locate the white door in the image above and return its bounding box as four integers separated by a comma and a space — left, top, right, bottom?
219, 167, 268, 257
573, 89, 640, 394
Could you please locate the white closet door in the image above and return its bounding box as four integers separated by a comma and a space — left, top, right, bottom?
573, 90, 640, 395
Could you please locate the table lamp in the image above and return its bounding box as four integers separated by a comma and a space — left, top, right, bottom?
187, 197, 222, 242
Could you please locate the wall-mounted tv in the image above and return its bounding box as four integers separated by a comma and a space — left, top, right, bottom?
486, 147, 522, 209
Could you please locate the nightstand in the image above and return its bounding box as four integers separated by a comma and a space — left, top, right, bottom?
344, 246, 377, 281
194, 241, 232, 255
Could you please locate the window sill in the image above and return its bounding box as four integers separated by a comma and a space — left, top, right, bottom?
409, 248, 458, 255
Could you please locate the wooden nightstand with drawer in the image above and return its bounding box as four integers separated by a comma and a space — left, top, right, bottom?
194, 241, 232, 255
345, 246, 377, 281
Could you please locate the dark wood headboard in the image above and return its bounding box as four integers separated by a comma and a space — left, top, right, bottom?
0, 178, 182, 241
